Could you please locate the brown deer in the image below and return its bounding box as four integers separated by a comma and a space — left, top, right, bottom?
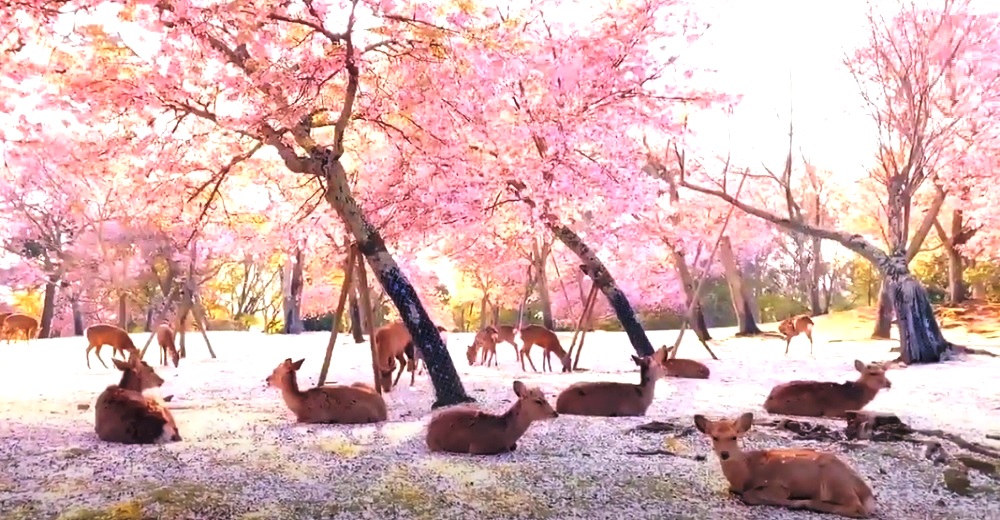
85, 324, 140, 369
95, 355, 182, 444
652, 345, 711, 379
695, 412, 876, 518
155, 323, 181, 368
763, 360, 893, 418
266, 358, 387, 424
0, 312, 10, 341
403, 325, 448, 385
2, 313, 39, 343
778, 314, 815, 355
425, 380, 558, 455
376, 321, 447, 391
519, 324, 571, 372
466, 325, 500, 366
496, 324, 521, 354
555, 355, 667, 416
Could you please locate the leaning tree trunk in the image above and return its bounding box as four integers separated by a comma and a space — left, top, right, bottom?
348, 285, 365, 342
545, 220, 654, 357
531, 240, 555, 330
668, 247, 711, 342
880, 255, 953, 363
719, 236, 762, 335
323, 158, 470, 408
871, 277, 893, 339
39, 276, 58, 339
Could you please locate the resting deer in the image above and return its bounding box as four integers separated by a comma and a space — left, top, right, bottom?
652, 345, 710, 379
555, 355, 666, 416
695, 412, 876, 518
778, 314, 815, 355
425, 380, 558, 455
3, 313, 39, 343
519, 324, 571, 372
763, 360, 893, 418
0, 312, 10, 341
466, 325, 500, 366
266, 358, 387, 424
85, 324, 141, 369
95, 355, 181, 444
155, 323, 181, 368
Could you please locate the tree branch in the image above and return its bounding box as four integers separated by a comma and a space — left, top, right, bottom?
905, 184, 946, 262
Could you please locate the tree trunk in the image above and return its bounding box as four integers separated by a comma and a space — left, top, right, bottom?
478, 294, 489, 329
719, 236, 762, 336
144, 305, 154, 332
323, 158, 470, 408
545, 219, 654, 357
880, 256, 953, 363
491, 302, 500, 326
39, 277, 58, 339
348, 284, 365, 343
71, 294, 84, 336
872, 277, 894, 339
938, 210, 967, 305
281, 246, 305, 334
531, 240, 554, 330
667, 247, 711, 341
809, 236, 823, 315
117, 292, 128, 330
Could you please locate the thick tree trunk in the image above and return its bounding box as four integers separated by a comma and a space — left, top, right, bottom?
71, 294, 85, 336
491, 302, 500, 326
872, 277, 893, 339
117, 293, 128, 330
667, 247, 711, 341
478, 294, 489, 329
719, 236, 762, 335
940, 210, 966, 305
323, 158, 470, 408
281, 246, 305, 334
880, 256, 953, 363
39, 278, 58, 339
546, 219, 654, 357
531, 240, 554, 330
348, 285, 365, 343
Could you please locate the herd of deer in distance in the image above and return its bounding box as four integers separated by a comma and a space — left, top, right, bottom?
2, 309, 902, 517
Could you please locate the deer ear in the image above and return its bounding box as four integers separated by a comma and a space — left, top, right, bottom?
631, 355, 642, 365
735, 412, 754, 433
291, 359, 305, 370
693, 414, 710, 434
853, 359, 865, 372
112, 358, 130, 371
512, 380, 527, 397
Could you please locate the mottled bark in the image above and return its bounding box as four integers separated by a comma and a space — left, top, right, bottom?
531, 239, 554, 330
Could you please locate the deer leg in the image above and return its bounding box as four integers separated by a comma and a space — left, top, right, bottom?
784, 337, 792, 355
479, 345, 488, 365
740, 487, 813, 511
392, 354, 407, 388
543, 349, 552, 372
807, 330, 814, 356
520, 344, 539, 372
90, 344, 108, 369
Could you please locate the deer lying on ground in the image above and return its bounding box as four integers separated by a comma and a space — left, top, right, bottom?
555, 355, 666, 416
2, 313, 39, 343
425, 380, 558, 455
652, 345, 711, 379
376, 321, 447, 391
466, 325, 500, 366
94, 355, 181, 444
267, 358, 387, 424
85, 324, 140, 369
778, 314, 815, 355
763, 359, 893, 418
519, 324, 571, 372
155, 323, 181, 368
695, 412, 876, 518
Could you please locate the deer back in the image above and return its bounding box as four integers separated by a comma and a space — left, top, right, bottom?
87, 324, 138, 352
4, 313, 38, 335
94, 386, 180, 444
764, 380, 874, 417
297, 385, 388, 424
496, 325, 517, 343
663, 358, 710, 379
741, 448, 874, 507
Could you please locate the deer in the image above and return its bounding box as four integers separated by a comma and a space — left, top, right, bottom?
695, 412, 876, 518
94, 355, 182, 444
555, 355, 667, 416
85, 324, 141, 369
425, 380, 558, 455
266, 358, 387, 424
763, 359, 893, 418
375, 321, 447, 392
0, 312, 10, 341
519, 324, 571, 372
652, 345, 711, 379
2, 313, 39, 343
402, 325, 448, 385
155, 323, 181, 368
466, 325, 500, 366
495, 324, 521, 354
778, 314, 815, 355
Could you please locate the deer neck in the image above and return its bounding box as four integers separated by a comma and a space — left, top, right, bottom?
118, 371, 142, 392
277, 374, 307, 414
717, 451, 755, 492
500, 401, 534, 441
853, 378, 880, 405
635, 367, 659, 405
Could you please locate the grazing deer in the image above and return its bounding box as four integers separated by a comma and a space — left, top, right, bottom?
155, 323, 180, 368
2, 313, 39, 343
519, 324, 571, 372
266, 358, 387, 424
496, 324, 521, 354
402, 325, 448, 386
85, 324, 140, 369
695, 412, 876, 518
425, 380, 558, 455
94, 355, 181, 444
376, 321, 447, 392
652, 345, 711, 379
763, 360, 893, 418
555, 355, 666, 416
778, 314, 815, 355
466, 325, 500, 366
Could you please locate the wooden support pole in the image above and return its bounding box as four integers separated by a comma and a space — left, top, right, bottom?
352, 244, 381, 394
569, 283, 600, 370
566, 282, 598, 362
190, 296, 217, 358
140, 285, 178, 357
318, 247, 357, 386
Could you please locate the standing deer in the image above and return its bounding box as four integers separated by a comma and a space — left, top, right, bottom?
425, 380, 558, 455
85, 324, 140, 369
519, 324, 571, 372
0, 312, 10, 341
155, 323, 181, 368
2, 313, 39, 343
695, 412, 876, 518
266, 358, 387, 424
95, 355, 181, 444
555, 355, 666, 416
763, 360, 893, 418
778, 314, 815, 355
466, 325, 499, 366
375, 321, 448, 392
495, 324, 521, 356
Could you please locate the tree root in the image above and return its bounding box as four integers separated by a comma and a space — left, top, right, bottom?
625, 448, 705, 461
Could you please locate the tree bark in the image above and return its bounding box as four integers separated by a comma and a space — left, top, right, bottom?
321, 157, 470, 408
531, 239, 554, 330
719, 236, 762, 335
872, 277, 894, 339
667, 247, 711, 341
809, 236, 823, 315
117, 293, 128, 330
71, 293, 84, 336
934, 210, 968, 305
545, 219, 654, 357
39, 277, 58, 339
478, 294, 489, 329
282, 246, 305, 334
348, 284, 365, 342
